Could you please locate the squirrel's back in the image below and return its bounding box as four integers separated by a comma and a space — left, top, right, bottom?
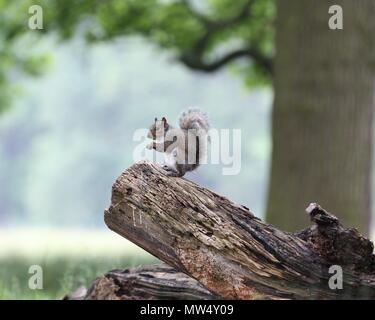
179, 108, 209, 132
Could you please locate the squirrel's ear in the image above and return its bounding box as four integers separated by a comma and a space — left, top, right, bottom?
154, 117, 157, 122
162, 117, 168, 127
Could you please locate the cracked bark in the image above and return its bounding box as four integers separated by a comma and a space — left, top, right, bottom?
102, 161, 375, 299
83, 264, 217, 300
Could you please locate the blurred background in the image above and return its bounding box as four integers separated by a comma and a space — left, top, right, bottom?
1, 0, 375, 299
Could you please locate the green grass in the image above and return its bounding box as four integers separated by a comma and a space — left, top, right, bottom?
0, 254, 156, 299
0, 229, 158, 299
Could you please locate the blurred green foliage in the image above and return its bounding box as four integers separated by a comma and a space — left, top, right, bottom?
0, 0, 275, 113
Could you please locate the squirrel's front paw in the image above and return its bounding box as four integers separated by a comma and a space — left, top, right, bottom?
146, 142, 154, 150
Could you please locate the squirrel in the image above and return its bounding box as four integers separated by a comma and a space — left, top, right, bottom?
146, 108, 210, 177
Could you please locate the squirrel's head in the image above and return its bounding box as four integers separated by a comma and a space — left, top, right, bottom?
147, 117, 170, 140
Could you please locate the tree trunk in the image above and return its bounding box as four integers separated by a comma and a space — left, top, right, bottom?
266, 0, 375, 234
103, 161, 375, 300
83, 264, 218, 300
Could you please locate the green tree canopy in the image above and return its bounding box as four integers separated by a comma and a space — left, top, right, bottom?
0, 0, 275, 114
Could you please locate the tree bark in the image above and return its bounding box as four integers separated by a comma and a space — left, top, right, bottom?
104, 161, 375, 300
83, 264, 217, 300
266, 0, 375, 234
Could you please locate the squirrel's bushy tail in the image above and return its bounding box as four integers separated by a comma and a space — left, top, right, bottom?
179, 108, 209, 132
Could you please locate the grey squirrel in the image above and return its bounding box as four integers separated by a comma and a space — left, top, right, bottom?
146, 108, 210, 177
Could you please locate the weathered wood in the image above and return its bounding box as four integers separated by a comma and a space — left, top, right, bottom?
84, 264, 217, 300
104, 160, 375, 299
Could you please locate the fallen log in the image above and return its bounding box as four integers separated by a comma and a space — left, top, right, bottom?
104, 160, 375, 299
83, 264, 217, 300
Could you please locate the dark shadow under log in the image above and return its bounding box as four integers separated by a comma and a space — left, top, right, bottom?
103, 161, 375, 300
